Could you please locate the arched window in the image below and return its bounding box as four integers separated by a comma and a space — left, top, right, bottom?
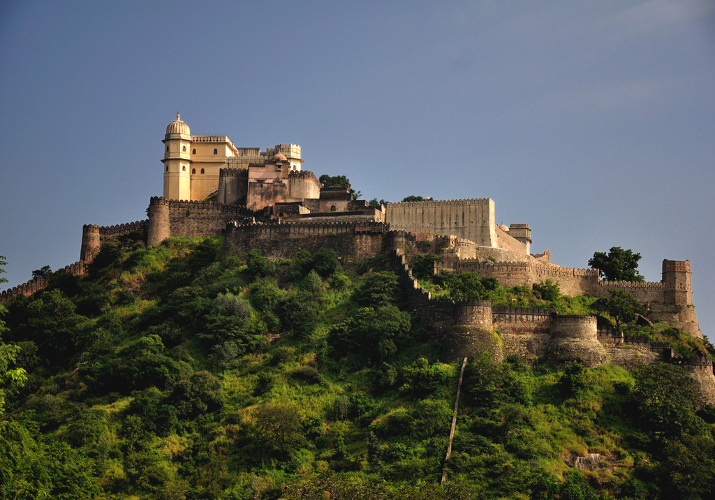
182, 146, 186, 152
182, 166, 186, 172
201, 168, 205, 174
214, 148, 217, 155
331, 205, 337, 212
192, 149, 196, 154
192, 168, 196, 174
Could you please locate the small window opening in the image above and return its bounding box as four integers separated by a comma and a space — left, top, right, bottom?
182, 146, 186, 152
182, 166, 186, 172
165, 165, 168, 172
192, 168, 196, 174
166, 146, 169, 152
192, 149, 196, 154
331, 205, 337, 212
214, 148, 217, 155
201, 168, 205, 174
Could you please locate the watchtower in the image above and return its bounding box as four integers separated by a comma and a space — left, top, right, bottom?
162, 113, 192, 200
662, 259, 692, 306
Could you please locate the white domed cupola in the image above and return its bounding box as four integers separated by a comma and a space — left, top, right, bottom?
165, 112, 191, 139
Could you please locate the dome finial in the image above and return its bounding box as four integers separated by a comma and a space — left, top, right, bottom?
177, 112, 180, 121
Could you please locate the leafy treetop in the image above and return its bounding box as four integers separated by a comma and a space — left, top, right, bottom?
588, 247, 645, 282
593, 290, 645, 331
319, 174, 361, 200
32, 265, 52, 280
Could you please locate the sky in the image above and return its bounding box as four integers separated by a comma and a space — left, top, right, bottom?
1, 1, 713, 339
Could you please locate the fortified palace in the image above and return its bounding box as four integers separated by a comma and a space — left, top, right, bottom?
3, 114, 712, 403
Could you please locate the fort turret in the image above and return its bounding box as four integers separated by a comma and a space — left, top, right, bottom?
662, 259, 692, 306
162, 113, 192, 200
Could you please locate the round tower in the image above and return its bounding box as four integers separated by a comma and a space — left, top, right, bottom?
147, 197, 171, 247
547, 315, 607, 367
162, 113, 192, 200
80, 224, 101, 263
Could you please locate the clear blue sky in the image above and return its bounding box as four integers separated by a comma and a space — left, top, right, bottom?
1, 1, 713, 339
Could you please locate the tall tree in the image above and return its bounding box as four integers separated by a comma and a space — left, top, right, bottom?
0, 256, 27, 415
588, 246, 645, 282
593, 290, 645, 331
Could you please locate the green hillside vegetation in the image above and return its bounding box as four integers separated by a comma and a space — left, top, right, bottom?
1, 237, 714, 499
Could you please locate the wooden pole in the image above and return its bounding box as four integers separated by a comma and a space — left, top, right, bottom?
440, 356, 468, 484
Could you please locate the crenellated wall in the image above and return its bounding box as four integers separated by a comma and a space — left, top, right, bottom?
147, 196, 256, 246
224, 220, 388, 263
0, 260, 87, 304
437, 257, 693, 308
80, 220, 148, 261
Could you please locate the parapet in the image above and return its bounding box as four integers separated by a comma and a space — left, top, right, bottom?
0, 259, 87, 304
97, 220, 148, 237
387, 197, 493, 208
288, 170, 319, 182
219, 167, 249, 178
149, 196, 171, 207
663, 259, 691, 273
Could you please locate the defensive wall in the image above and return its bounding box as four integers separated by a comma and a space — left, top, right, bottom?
146, 197, 256, 247
436, 257, 694, 307
0, 260, 87, 304
217, 168, 248, 205
223, 219, 388, 264
80, 220, 148, 262
387, 249, 712, 386
386, 198, 498, 248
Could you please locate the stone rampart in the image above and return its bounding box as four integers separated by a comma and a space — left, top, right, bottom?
494, 224, 528, 254
97, 220, 148, 237
224, 220, 387, 263
436, 257, 694, 310
386, 198, 497, 247
0, 260, 87, 304
493, 306, 554, 359
217, 168, 248, 205
147, 196, 256, 246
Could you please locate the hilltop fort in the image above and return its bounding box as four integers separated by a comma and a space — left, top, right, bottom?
2, 114, 711, 403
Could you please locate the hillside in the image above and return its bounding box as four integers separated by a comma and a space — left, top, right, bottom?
1, 234, 714, 500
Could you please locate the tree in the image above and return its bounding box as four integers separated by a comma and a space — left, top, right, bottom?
437, 271, 489, 301
329, 304, 411, 364
319, 174, 361, 199
253, 402, 304, 455
401, 195, 424, 202
0, 256, 27, 415
593, 290, 645, 331
632, 363, 703, 441
353, 271, 401, 308
32, 265, 52, 280
588, 247, 645, 282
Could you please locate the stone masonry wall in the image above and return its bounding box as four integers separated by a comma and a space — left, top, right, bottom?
224, 220, 388, 265
386, 198, 496, 247
0, 260, 87, 304
167, 198, 254, 239
493, 307, 553, 358
494, 224, 527, 254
